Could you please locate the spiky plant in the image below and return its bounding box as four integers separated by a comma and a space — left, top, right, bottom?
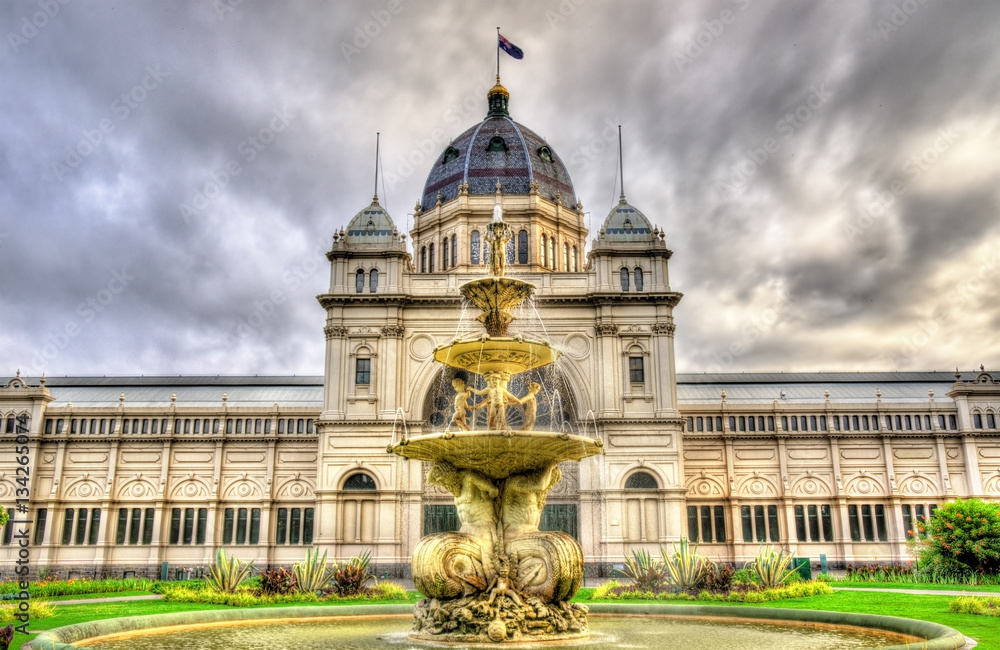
332, 550, 376, 596
616, 548, 666, 591
750, 545, 798, 588
205, 548, 254, 593
293, 547, 337, 593
661, 538, 709, 591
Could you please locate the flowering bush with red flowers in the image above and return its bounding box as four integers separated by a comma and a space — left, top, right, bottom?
915, 498, 1000, 576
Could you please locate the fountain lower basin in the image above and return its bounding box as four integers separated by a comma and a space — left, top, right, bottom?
30, 604, 965, 650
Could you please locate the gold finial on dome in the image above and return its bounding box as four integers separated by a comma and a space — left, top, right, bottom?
486, 76, 510, 117
488, 75, 509, 99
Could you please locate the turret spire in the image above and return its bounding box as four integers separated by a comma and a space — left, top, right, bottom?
373, 131, 380, 204
618, 124, 626, 204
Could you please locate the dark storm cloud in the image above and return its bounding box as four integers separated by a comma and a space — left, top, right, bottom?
1, 0, 998, 377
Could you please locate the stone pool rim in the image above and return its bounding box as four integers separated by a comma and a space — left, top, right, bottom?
24, 603, 966, 650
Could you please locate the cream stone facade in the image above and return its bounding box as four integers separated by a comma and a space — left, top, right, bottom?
2, 82, 999, 580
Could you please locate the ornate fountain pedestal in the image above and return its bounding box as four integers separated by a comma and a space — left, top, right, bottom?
388, 210, 603, 643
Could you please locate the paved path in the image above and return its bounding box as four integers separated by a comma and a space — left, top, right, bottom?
833, 586, 1000, 597
51, 594, 163, 606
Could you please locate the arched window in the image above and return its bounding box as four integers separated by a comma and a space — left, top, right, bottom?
634, 267, 644, 291
442, 145, 459, 164
572, 246, 579, 272
355, 269, 365, 293
563, 243, 570, 271
451, 235, 457, 267
623, 218, 633, 233
625, 471, 659, 490
620, 267, 630, 291
470, 231, 481, 265
518, 230, 528, 264
549, 237, 556, 269
343, 473, 377, 490
369, 268, 378, 293
628, 347, 644, 384
429, 243, 435, 272
487, 136, 507, 152
442, 237, 449, 269
420, 247, 427, 273
541, 235, 548, 267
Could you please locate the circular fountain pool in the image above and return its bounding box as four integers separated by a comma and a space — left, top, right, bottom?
29, 604, 966, 650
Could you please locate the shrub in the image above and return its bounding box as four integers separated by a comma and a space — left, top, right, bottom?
731, 568, 757, 585
260, 567, 297, 596
661, 538, 709, 592
368, 581, 408, 600
702, 563, 735, 593
591, 580, 622, 600
0, 600, 53, 624
616, 549, 665, 591
0, 578, 154, 597
917, 498, 1000, 576
293, 548, 336, 593
205, 548, 254, 593
331, 550, 376, 596
160, 585, 319, 606
0, 511, 8, 529
949, 595, 1000, 617
750, 545, 797, 589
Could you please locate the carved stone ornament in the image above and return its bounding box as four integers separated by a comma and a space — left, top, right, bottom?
324, 325, 348, 339
651, 321, 676, 335
381, 324, 405, 338
595, 323, 618, 336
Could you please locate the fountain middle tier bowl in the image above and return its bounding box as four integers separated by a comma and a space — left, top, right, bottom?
433, 337, 561, 375
459, 276, 536, 315
389, 430, 604, 479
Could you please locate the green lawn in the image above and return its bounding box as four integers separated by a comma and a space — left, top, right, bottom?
41, 590, 154, 602
832, 580, 1000, 593
10, 588, 997, 649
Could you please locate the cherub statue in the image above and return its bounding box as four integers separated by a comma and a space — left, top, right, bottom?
518, 382, 541, 431
450, 377, 486, 431
481, 373, 520, 430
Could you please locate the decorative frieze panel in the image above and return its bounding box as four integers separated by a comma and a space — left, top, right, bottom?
844, 472, 886, 497
275, 474, 315, 499
169, 475, 211, 500
735, 473, 778, 497
685, 472, 727, 497
222, 474, 264, 499
63, 475, 104, 500
789, 473, 833, 497
897, 472, 938, 496
116, 475, 157, 500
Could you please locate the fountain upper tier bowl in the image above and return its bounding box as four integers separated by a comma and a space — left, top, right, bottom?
388, 430, 603, 479
433, 337, 560, 375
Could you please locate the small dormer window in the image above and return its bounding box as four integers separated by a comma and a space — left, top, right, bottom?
623, 219, 633, 233
537, 146, 552, 162
442, 146, 459, 164
487, 136, 507, 152
366, 219, 375, 231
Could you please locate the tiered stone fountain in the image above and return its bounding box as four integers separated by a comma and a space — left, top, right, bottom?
388, 206, 603, 644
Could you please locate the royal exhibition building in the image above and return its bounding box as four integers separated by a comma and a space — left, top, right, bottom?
2, 79, 999, 582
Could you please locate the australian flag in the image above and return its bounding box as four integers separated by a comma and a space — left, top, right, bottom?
498, 33, 524, 60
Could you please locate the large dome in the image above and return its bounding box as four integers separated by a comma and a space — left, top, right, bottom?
420, 84, 577, 211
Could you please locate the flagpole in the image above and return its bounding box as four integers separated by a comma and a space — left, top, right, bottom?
496, 26, 500, 78
374, 132, 380, 202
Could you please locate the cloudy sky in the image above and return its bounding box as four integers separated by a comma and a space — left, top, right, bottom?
2, 0, 999, 378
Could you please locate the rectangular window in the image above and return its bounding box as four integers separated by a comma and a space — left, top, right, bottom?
902, 504, 915, 540
143, 508, 155, 545
117, 509, 129, 544
767, 505, 780, 542
2, 508, 14, 546
795, 505, 806, 541
821, 504, 834, 542
289, 508, 301, 545
249, 508, 261, 544
540, 504, 579, 540
741, 506, 753, 542
424, 505, 460, 535
236, 508, 248, 544
861, 504, 875, 541
355, 358, 371, 385
75, 508, 88, 545
700, 505, 712, 543
34, 508, 47, 545
628, 356, 644, 383
276, 508, 288, 544
948, 414, 957, 430
807, 504, 820, 542
170, 508, 181, 545
130, 508, 142, 545
848, 504, 861, 542
303, 508, 314, 544
754, 505, 766, 543
181, 508, 193, 545
223, 508, 234, 545
196, 508, 208, 545
713, 505, 726, 542
875, 504, 888, 542
88, 508, 101, 545
687, 506, 699, 542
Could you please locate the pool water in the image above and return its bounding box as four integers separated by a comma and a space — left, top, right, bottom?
79, 614, 918, 649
